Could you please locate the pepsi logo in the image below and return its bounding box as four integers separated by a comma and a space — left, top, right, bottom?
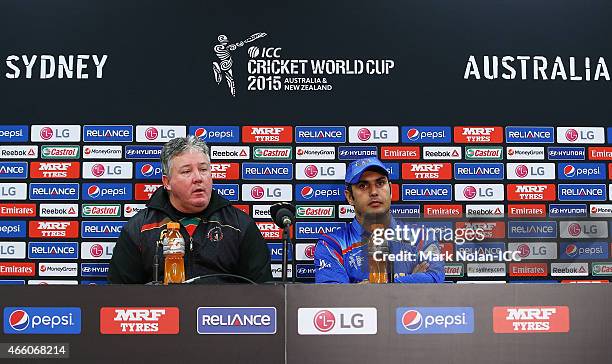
301, 186, 314, 199
9, 310, 29, 331
145, 127, 159, 140
567, 223, 581, 236
565, 129, 578, 142
565, 244, 578, 257
517, 244, 530, 258
40, 127, 54, 140
563, 165, 576, 177
515, 165, 528, 178
91, 164, 105, 177
357, 128, 371, 141
406, 128, 419, 141
88, 185, 101, 198
463, 186, 477, 199
251, 186, 264, 199
313, 310, 335, 332
401, 310, 423, 331
304, 165, 318, 178
90, 244, 104, 258
194, 128, 207, 139
305, 244, 315, 259
141, 164, 155, 177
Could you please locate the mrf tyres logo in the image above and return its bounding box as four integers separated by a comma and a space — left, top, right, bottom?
100, 307, 179, 335
493, 306, 570, 333
213, 33, 394, 96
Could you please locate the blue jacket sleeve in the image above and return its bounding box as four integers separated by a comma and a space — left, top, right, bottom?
314, 239, 349, 284
394, 239, 445, 283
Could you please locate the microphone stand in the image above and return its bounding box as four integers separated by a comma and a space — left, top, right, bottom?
281, 222, 295, 283
148, 240, 164, 285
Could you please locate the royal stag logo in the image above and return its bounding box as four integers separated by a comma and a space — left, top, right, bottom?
212, 32, 266, 97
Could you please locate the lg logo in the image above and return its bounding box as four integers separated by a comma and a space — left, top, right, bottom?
313, 310, 364, 332
313, 310, 335, 332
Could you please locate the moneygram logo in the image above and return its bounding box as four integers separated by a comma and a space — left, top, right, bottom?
3, 307, 81, 334
100, 307, 180, 334
396, 307, 474, 334
197, 307, 276, 334
493, 306, 569, 333
298, 308, 377, 335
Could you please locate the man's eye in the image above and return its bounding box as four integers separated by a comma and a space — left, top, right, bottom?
358, 184, 367, 190
181, 170, 190, 175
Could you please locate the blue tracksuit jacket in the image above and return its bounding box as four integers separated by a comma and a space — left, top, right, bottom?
314, 218, 445, 283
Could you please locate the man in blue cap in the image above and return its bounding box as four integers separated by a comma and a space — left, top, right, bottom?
314, 157, 445, 283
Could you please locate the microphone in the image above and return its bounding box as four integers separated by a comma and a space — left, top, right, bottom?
270, 202, 296, 228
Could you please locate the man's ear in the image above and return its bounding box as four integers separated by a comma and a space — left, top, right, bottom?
344, 188, 354, 206
162, 175, 171, 191
388, 181, 392, 196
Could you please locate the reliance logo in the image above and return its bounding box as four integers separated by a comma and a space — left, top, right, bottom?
197, 307, 276, 334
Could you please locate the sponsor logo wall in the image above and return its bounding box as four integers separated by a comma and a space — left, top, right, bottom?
0, 124, 611, 284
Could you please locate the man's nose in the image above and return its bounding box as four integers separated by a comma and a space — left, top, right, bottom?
368, 184, 379, 196
192, 171, 203, 183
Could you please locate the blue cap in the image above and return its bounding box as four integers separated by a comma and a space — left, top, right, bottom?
345, 157, 389, 184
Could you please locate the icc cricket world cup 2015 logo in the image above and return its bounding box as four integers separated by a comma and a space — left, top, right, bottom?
212, 32, 267, 97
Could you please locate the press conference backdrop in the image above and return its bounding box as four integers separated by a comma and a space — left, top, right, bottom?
0, 1, 612, 284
